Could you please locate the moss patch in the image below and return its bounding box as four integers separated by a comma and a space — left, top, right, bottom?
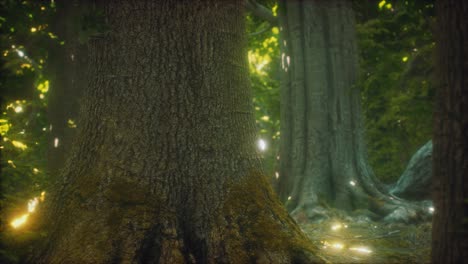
222, 170, 324, 263
302, 218, 431, 263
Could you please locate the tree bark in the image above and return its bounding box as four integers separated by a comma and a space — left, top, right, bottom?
47, 0, 86, 178
277, 0, 429, 222
32, 1, 323, 263
432, 1, 468, 262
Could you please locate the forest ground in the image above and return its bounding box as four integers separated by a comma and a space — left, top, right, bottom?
301, 218, 431, 263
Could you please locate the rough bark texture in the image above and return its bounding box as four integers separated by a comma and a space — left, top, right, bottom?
32, 1, 322, 263
276, 0, 429, 223
390, 140, 432, 200
432, 1, 468, 263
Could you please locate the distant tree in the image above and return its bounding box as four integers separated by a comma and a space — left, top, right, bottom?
432, 0, 468, 262
277, 0, 374, 218
274, 0, 428, 222
46, 0, 86, 178
31, 1, 322, 263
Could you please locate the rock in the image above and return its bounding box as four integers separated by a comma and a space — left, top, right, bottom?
390, 140, 432, 200
383, 200, 433, 223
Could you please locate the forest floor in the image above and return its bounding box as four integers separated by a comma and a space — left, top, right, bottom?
301, 218, 432, 263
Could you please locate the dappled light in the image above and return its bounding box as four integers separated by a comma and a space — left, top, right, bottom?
67, 119, 76, 128
304, 218, 431, 263
11, 140, 27, 150
349, 246, 373, 254
10, 214, 28, 229
10, 192, 46, 229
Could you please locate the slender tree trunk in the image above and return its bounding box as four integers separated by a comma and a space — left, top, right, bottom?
432, 1, 468, 262
32, 1, 322, 263
277, 0, 428, 222
47, 0, 86, 178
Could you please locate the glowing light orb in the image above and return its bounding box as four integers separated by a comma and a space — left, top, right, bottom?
14, 106, 23, 113
257, 139, 267, 151
16, 50, 24, 57
350, 246, 372, 254
331, 223, 343, 231
11, 214, 29, 229
331, 243, 344, 250
28, 198, 39, 213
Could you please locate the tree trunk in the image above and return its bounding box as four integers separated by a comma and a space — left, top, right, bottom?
47, 0, 86, 178
277, 0, 428, 222
432, 1, 468, 262
32, 1, 322, 263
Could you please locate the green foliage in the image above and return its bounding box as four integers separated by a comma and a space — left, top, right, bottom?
0, 1, 54, 262
355, 0, 435, 183
246, 4, 281, 179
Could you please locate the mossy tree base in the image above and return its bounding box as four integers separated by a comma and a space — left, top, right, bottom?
34, 173, 324, 263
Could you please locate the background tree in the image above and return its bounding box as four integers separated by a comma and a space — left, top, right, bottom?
246, 0, 435, 192
276, 0, 430, 222
46, 0, 86, 178
432, 0, 468, 262
32, 1, 322, 263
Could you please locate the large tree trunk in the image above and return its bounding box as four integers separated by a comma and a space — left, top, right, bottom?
32, 1, 322, 263
432, 1, 468, 262
277, 0, 428, 222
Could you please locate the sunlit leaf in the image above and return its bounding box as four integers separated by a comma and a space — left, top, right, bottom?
378, 0, 386, 9
272, 4, 278, 17
37, 80, 49, 93
0, 119, 10, 135
11, 140, 28, 150
7, 160, 16, 168
67, 119, 77, 128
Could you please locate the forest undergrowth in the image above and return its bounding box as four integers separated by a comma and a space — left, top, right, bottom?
301, 218, 431, 263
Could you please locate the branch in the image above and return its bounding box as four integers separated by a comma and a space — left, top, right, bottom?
245, 0, 278, 25
248, 22, 273, 37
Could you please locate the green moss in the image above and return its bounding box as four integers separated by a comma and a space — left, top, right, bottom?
222, 170, 323, 262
